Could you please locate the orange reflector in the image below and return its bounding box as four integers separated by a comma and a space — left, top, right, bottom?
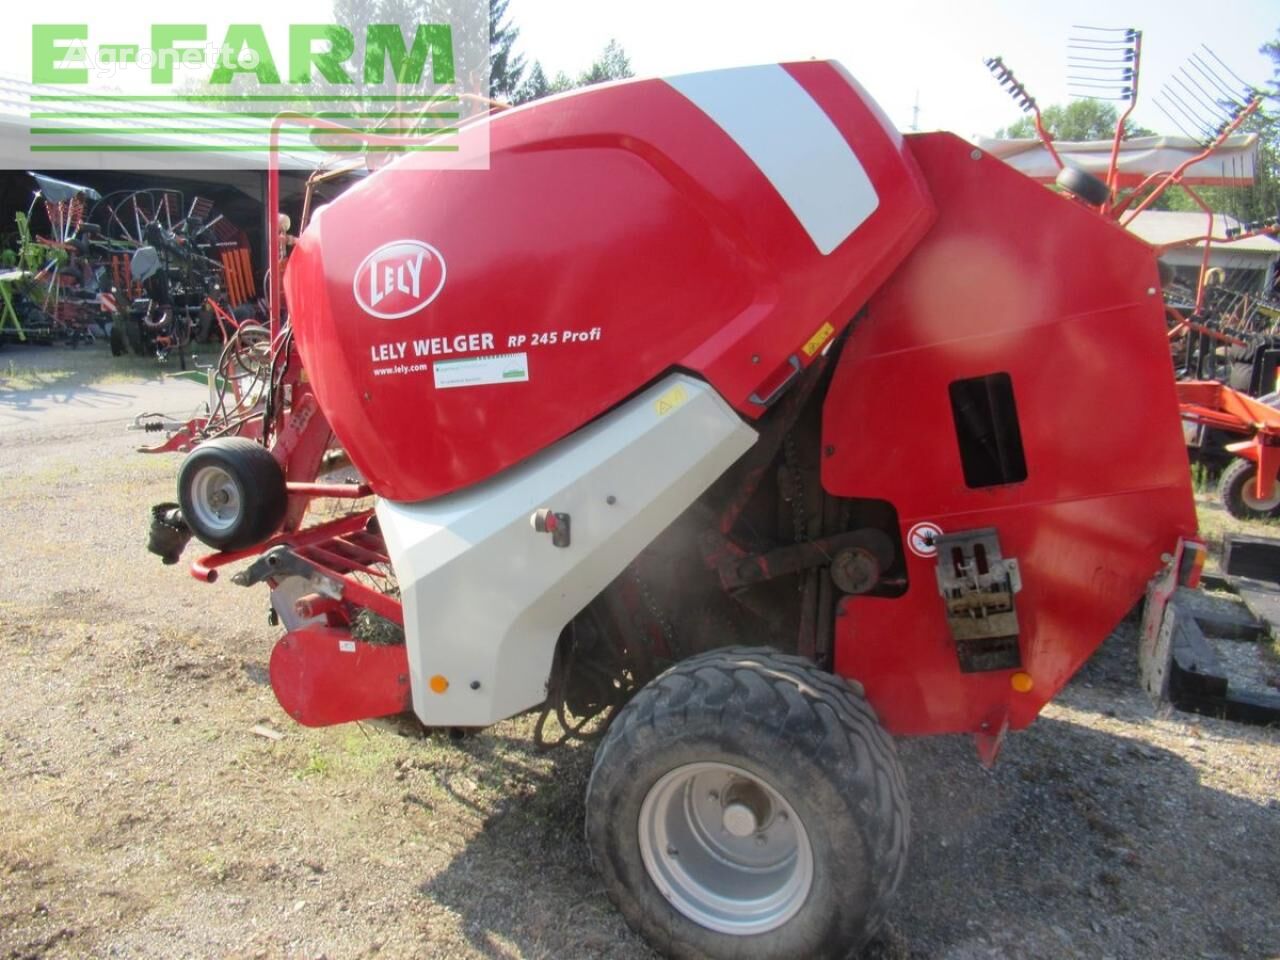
429, 675, 449, 694
1010, 672, 1034, 694
1178, 539, 1207, 589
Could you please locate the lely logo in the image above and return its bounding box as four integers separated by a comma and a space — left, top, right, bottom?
353, 240, 447, 320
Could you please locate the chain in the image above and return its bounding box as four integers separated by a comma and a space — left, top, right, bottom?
533, 620, 622, 750
632, 563, 678, 660
783, 431, 808, 544
534, 568, 671, 750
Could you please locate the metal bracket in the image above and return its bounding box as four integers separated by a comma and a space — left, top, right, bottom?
233, 545, 341, 598
935, 528, 1022, 673
748, 354, 803, 407
717, 528, 894, 593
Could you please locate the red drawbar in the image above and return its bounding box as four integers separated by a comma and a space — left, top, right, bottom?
269, 627, 412, 727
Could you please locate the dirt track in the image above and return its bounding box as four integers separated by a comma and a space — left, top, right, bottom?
1, 353, 1278, 960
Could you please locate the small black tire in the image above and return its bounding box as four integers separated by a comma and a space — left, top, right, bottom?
122, 318, 144, 355
194, 307, 215, 344
1228, 361, 1255, 393
109, 322, 127, 357
1218, 457, 1280, 520
584, 646, 908, 960
177, 438, 287, 550
1056, 165, 1110, 206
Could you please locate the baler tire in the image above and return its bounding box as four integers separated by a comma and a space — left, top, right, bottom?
1218, 457, 1280, 520
177, 437, 287, 550
584, 646, 908, 960
109, 321, 127, 357
1055, 165, 1111, 206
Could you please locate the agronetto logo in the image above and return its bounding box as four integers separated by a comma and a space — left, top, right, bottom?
7, 1, 491, 171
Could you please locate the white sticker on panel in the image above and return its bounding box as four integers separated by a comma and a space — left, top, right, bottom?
434, 352, 530, 390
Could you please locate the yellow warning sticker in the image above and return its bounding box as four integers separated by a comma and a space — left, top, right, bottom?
802, 322, 836, 358
654, 383, 689, 417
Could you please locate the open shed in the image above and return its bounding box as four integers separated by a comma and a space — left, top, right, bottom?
0, 73, 353, 286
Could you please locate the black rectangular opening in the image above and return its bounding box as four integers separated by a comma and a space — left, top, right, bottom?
949, 373, 1027, 488
955, 635, 1022, 673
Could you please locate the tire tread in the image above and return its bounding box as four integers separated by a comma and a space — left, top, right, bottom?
586, 646, 909, 959
1218, 457, 1280, 521
177, 437, 287, 549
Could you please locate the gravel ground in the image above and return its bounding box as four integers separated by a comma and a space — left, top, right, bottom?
1, 347, 1278, 960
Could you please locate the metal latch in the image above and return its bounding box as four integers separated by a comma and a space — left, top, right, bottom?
934, 528, 1023, 672
531, 508, 571, 548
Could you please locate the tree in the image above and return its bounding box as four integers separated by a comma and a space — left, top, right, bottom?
488, 0, 525, 102
578, 39, 633, 87
1241, 30, 1280, 221
513, 61, 550, 104
511, 41, 635, 104
995, 99, 1152, 141
377, 0, 522, 102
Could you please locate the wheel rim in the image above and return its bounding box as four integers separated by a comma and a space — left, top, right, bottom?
1240, 471, 1280, 512
637, 761, 813, 935
188, 465, 242, 534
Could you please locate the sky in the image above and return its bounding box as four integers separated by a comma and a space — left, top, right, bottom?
509, 0, 1279, 140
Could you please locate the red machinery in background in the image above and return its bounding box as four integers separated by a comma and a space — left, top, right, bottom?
144, 59, 1209, 960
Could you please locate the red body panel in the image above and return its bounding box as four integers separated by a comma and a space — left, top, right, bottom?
269, 627, 411, 727
821, 133, 1198, 736
285, 62, 933, 502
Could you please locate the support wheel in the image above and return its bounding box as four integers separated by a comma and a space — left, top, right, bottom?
1056, 165, 1110, 206
1218, 457, 1280, 520
177, 438, 287, 550
584, 647, 908, 960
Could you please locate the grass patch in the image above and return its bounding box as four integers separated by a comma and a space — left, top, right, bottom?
1189, 461, 1213, 494
0, 451, 177, 503
298, 751, 335, 779
294, 725, 407, 780
336, 726, 406, 772
0, 344, 176, 393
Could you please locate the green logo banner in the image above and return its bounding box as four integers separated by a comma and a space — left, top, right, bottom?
6, 2, 491, 170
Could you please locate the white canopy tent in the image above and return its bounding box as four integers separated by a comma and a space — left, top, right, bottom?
1126, 210, 1280, 281
979, 133, 1276, 294
976, 134, 1259, 188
